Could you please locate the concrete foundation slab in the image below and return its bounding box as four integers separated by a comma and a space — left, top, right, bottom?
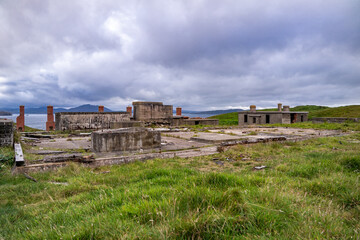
189, 132, 244, 144
91, 128, 161, 152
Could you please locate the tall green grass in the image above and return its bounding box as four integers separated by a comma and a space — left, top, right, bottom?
0, 133, 359, 239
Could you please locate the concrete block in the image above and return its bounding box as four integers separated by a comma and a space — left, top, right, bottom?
91, 127, 161, 152
0, 119, 14, 147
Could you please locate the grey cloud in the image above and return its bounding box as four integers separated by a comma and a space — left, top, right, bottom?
0, 0, 359, 111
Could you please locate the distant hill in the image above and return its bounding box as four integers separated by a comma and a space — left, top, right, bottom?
309, 105, 360, 118
60, 104, 113, 113
0, 104, 113, 114
208, 112, 239, 125
0, 111, 11, 116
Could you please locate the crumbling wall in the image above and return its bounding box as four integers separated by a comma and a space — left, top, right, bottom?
91, 127, 161, 152
0, 119, 14, 147
133, 102, 173, 122
55, 112, 131, 131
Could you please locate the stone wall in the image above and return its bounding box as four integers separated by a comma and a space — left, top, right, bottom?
312, 117, 360, 123
91, 127, 161, 152
0, 119, 14, 147
55, 112, 131, 131
133, 102, 173, 122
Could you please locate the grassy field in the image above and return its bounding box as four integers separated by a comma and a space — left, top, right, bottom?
1, 131, 359, 239
208, 112, 238, 125
209, 105, 360, 125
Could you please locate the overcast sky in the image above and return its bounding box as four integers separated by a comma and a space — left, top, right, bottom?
0, 0, 359, 111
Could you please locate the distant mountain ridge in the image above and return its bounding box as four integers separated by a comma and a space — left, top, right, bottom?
0, 104, 113, 114
1, 104, 244, 115
0, 111, 11, 116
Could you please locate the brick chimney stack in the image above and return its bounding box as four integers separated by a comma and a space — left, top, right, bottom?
46, 106, 55, 131
283, 105, 290, 111
250, 105, 256, 112
16, 105, 25, 131
278, 103, 282, 112
98, 105, 104, 112
126, 106, 132, 116
176, 107, 182, 116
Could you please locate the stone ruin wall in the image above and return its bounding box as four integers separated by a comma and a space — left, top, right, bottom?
133, 102, 173, 122
55, 112, 131, 131
0, 119, 14, 147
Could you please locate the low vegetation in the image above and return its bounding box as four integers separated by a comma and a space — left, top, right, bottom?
309, 105, 360, 118
208, 112, 238, 125
1, 133, 359, 239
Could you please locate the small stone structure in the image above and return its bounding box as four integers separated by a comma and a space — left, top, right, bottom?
46, 106, 55, 131
91, 127, 161, 152
238, 104, 308, 126
0, 119, 13, 147
16, 105, 25, 131
98, 105, 104, 112
312, 117, 360, 123
55, 112, 131, 131
133, 102, 173, 124
133, 101, 219, 126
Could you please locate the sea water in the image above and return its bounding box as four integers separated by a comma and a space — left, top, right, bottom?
0, 114, 47, 130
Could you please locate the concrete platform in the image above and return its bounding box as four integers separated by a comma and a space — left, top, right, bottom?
190, 132, 245, 144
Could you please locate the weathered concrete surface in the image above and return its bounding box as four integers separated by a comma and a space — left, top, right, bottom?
110, 121, 143, 128
210, 127, 342, 138
55, 112, 131, 131
190, 132, 244, 144
35, 137, 92, 150
161, 136, 208, 151
13, 146, 218, 174
91, 128, 161, 152
14, 143, 25, 166
0, 119, 13, 147
312, 117, 360, 123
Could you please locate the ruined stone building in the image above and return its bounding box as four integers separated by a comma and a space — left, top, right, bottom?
238, 104, 308, 126
133, 102, 173, 124
132, 101, 219, 126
